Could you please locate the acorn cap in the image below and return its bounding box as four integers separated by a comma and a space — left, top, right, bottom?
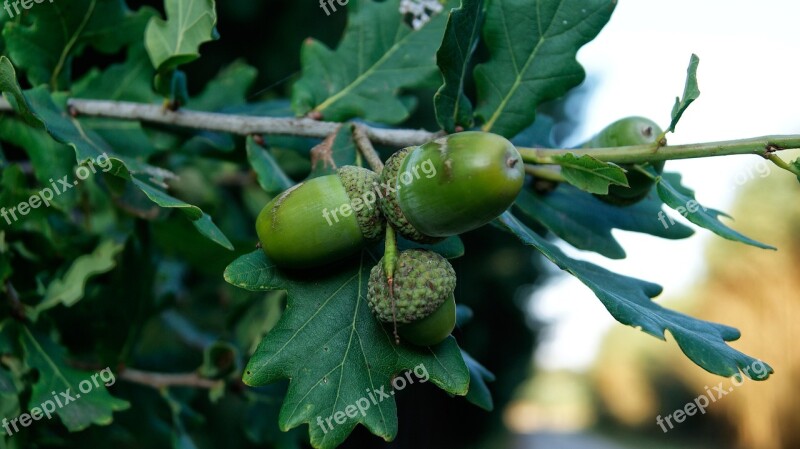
367, 249, 456, 324
337, 166, 385, 240
378, 148, 441, 243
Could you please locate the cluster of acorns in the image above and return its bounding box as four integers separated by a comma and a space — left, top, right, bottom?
255, 132, 526, 346
254, 119, 665, 347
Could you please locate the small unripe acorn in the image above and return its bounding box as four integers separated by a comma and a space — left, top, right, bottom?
368, 249, 456, 323
398, 293, 456, 347
379, 131, 525, 242
583, 116, 665, 206
256, 166, 384, 268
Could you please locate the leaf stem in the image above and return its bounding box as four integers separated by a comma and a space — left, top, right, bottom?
766, 153, 800, 176
524, 165, 566, 182
519, 135, 800, 165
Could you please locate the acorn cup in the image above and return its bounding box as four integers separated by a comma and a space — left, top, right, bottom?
256, 166, 385, 269
367, 249, 457, 347
583, 116, 665, 206
379, 131, 525, 242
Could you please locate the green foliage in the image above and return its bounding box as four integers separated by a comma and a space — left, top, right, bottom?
20, 326, 130, 431
145, 0, 218, 73
552, 154, 629, 194
224, 250, 469, 449
3, 0, 154, 90
495, 212, 774, 379
514, 186, 694, 259
668, 54, 701, 133
656, 172, 775, 250
434, 0, 484, 132
0, 0, 788, 448
291, 0, 456, 123
475, 0, 615, 137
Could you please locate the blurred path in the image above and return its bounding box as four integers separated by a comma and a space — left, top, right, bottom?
513, 432, 627, 449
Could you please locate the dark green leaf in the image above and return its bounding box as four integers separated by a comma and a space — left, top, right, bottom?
3, 0, 155, 89
291, 0, 454, 123
552, 153, 628, 194
791, 158, 800, 184
20, 326, 130, 432
462, 350, 494, 411
224, 250, 469, 449
246, 137, 295, 196
188, 60, 257, 111
656, 173, 774, 250
145, 0, 218, 72
434, 0, 484, 132
132, 178, 234, 251
474, 0, 615, 137
514, 186, 694, 259
668, 54, 700, 133
495, 212, 773, 380
72, 44, 158, 103
0, 119, 79, 210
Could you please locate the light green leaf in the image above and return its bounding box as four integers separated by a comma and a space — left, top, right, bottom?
246, 137, 295, 196
475, 0, 615, 137
31, 240, 125, 319
656, 173, 775, 250
3, 0, 155, 89
434, 0, 484, 132
145, 0, 218, 72
224, 250, 469, 449
496, 212, 773, 380
132, 178, 234, 251
291, 0, 454, 123
20, 326, 130, 432
668, 54, 700, 133
552, 153, 629, 194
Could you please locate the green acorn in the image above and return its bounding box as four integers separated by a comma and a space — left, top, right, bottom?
367, 249, 457, 346
583, 116, 665, 206
256, 166, 384, 268
379, 131, 525, 242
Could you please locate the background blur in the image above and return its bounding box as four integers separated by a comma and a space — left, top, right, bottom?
512, 1, 800, 448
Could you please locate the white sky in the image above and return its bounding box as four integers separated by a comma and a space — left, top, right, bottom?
532, 0, 800, 370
